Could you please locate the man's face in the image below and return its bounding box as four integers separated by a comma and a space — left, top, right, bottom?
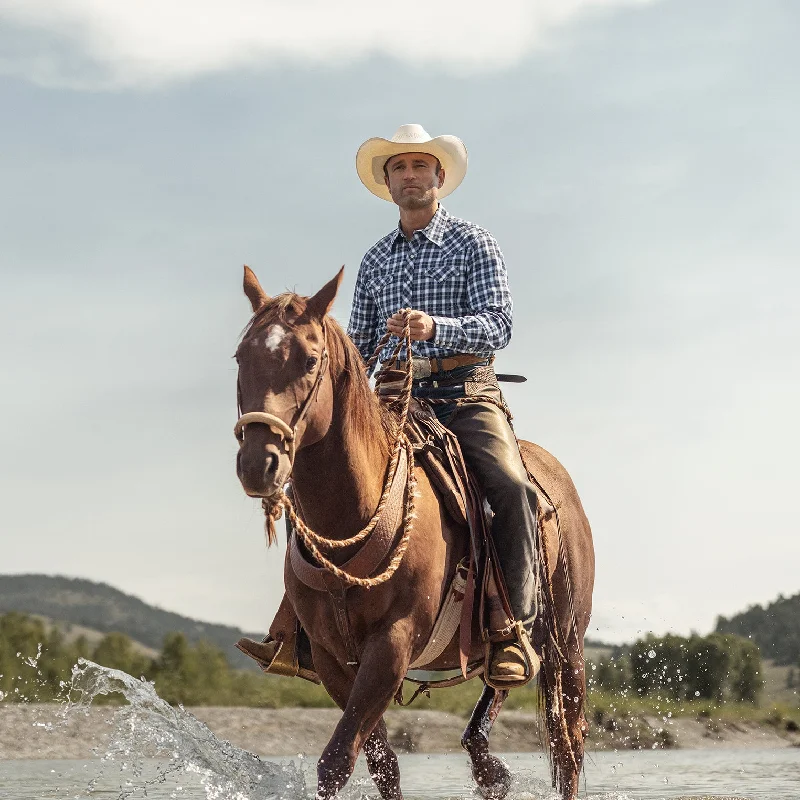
383, 152, 444, 210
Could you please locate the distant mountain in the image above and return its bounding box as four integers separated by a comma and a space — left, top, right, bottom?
716, 592, 800, 666
0, 574, 264, 670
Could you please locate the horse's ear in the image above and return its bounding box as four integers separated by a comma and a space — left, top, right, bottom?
243, 265, 269, 312
306, 267, 344, 319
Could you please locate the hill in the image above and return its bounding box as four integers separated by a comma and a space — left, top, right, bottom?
0, 574, 263, 670
716, 592, 800, 666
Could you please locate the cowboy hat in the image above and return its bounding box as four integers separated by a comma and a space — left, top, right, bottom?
356, 124, 468, 202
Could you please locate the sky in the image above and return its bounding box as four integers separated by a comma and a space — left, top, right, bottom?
1, 0, 798, 644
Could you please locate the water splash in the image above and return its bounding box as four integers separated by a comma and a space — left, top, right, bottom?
62, 659, 305, 800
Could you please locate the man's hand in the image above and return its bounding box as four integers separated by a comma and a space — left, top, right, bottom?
387, 309, 436, 342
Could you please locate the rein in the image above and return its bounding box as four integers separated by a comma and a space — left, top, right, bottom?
234, 310, 419, 589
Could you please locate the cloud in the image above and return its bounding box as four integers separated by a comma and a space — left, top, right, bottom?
0, 0, 654, 89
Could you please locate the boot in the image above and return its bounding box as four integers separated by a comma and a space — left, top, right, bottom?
236, 627, 319, 684
485, 622, 541, 689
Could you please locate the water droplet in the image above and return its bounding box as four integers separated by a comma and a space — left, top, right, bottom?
648, 649, 656, 659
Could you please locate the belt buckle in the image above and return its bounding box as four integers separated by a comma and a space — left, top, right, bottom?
412, 357, 432, 380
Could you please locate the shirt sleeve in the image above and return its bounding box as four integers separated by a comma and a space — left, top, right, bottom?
429, 230, 513, 353
347, 255, 382, 365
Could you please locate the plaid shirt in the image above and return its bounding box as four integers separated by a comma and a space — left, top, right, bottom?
347, 206, 513, 364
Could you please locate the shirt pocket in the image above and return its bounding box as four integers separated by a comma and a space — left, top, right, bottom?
421, 251, 468, 282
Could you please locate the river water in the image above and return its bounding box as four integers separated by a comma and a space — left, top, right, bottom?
1, 662, 797, 800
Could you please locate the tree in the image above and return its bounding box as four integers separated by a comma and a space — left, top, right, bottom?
726, 636, 762, 704
92, 632, 151, 679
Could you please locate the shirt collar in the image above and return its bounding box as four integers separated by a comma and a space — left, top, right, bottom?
390, 205, 449, 248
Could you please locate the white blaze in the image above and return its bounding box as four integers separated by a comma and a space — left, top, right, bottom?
264, 325, 287, 352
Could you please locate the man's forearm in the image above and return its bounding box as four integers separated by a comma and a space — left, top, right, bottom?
430, 309, 512, 353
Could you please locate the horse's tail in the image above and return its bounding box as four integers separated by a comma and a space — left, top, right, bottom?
537, 643, 578, 794
536, 500, 580, 795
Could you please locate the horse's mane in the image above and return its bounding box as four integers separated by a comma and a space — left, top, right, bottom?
242, 293, 392, 455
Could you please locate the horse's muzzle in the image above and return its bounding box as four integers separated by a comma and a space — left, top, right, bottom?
237, 442, 288, 497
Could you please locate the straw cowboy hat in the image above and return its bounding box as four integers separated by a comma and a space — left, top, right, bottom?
356, 124, 468, 202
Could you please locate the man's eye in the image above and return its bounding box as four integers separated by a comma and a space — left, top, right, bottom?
306, 356, 318, 372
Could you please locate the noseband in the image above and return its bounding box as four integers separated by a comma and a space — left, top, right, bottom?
234, 327, 330, 466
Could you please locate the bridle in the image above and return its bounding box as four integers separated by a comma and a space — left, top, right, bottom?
234, 323, 330, 466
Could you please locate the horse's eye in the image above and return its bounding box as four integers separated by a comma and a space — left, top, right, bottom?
305, 356, 318, 372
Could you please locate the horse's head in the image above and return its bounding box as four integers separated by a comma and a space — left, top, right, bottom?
234, 265, 343, 499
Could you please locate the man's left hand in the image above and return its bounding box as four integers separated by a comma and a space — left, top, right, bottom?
387, 309, 436, 342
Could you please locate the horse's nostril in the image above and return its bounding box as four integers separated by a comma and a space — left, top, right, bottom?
264, 451, 278, 476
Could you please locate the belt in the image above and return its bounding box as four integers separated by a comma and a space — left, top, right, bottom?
380, 354, 490, 380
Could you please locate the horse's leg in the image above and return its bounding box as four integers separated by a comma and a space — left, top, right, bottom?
461, 683, 512, 799
314, 636, 407, 800
313, 651, 402, 800
364, 718, 402, 800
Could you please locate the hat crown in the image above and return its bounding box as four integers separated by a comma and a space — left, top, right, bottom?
389, 124, 432, 144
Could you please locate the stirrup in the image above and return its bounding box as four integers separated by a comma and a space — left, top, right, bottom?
484, 621, 540, 690
235, 634, 320, 685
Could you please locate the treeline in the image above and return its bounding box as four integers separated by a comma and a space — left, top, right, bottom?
0, 574, 260, 671
589, 632, 763, 704
716, 592, 800, 667
0, 612, 333, 708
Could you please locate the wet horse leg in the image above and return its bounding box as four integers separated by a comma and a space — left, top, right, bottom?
461, 684, 512, 799
314, 634, 408, 800
364, 719, 402, 799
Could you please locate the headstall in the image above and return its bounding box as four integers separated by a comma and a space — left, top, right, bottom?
234, 323, 329, 466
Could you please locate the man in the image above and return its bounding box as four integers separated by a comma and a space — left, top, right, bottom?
350, 124, 540, 683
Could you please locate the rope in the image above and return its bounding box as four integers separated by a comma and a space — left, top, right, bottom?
267, 309, 418, 588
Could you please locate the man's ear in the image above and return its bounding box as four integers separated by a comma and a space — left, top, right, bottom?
243, 265, 269, 312
306, 267, 345, 319
438, 168, 446, 189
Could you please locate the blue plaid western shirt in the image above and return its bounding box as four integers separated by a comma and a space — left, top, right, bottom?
347, 206, 513, 365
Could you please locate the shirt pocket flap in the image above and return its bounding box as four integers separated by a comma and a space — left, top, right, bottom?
422, 244, 468, 282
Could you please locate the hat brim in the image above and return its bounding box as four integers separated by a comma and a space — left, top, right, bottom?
356, 135, 468, 202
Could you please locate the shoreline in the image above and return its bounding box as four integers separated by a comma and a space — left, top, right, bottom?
1, 705, 799, 760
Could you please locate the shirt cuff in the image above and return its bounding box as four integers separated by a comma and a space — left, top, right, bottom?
430, 315, 463, 350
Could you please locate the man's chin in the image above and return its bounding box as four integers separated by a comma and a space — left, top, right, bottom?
397, 193, 435, 210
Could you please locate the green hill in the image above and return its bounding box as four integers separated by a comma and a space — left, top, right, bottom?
0, 574, 264, 670
716, 592, 800, 667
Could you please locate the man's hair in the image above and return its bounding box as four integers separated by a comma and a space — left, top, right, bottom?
383, 154, 442, 179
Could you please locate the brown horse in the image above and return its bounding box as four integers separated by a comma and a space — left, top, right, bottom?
234, 266, 595, 800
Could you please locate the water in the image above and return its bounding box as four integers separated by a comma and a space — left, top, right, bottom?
2, 661, 798, 800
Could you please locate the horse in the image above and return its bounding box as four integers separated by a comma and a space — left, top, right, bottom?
233, 266, 595, 800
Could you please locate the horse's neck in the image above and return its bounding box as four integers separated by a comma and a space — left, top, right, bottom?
291, 404, 389, 538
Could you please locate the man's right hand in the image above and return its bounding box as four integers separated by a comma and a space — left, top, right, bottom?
387, 309, 436, 342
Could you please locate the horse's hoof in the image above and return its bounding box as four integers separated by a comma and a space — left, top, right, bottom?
473, 756, 512, 800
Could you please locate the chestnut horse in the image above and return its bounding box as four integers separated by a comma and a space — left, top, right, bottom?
234, 266, 595, 800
